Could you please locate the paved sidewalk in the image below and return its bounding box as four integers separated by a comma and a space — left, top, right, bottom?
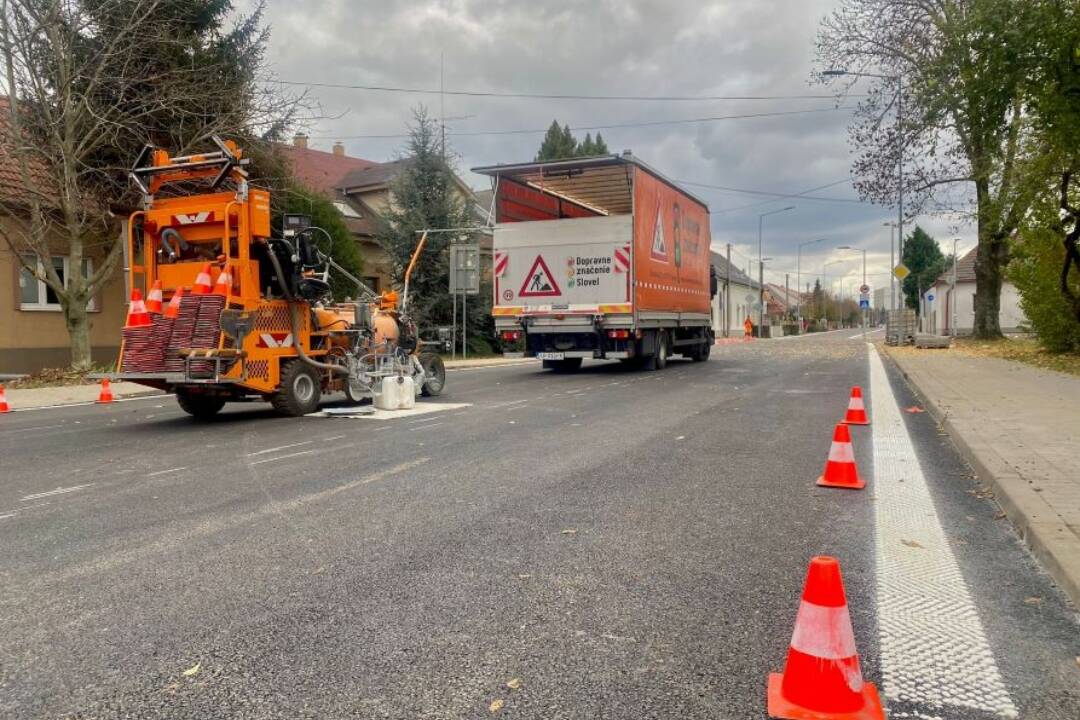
884, 344, 1080, 608
3, 381, 162, 411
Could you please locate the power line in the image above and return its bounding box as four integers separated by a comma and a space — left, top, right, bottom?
682, 176, 861, 204
707, 178, 858, 214
308, 106, 854, 140
275, 78, 856, 102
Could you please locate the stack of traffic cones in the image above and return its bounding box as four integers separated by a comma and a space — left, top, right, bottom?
842, 386, 870, 425
96, 378, 115, 404
0, 383, 11, 413
211, 266, 233, 296
191, 263, 214, 295
120, 289, 156, 371
145, 280, 164, 314
817, 423, 865, 490
167, 288, 200, 373
767, 556, 883, 720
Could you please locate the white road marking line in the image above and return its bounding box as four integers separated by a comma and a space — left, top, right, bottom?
247, 440, 314, 457
410, 422, 443, 431
6, 393, 166, 412
0, 512, 17, 520
248, 449, 316, 466
869, 344, 1017, 718
1, 423, 68, 434
147, 467, 186, 477
20, 484, 94, 502
324, 435, 345, 441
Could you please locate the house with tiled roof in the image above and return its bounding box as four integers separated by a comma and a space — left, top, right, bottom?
286, 134, 489, 293
709, 250, 761, 337
922, 245, 1027, 335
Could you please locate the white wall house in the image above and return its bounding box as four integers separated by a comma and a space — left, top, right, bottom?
710, 251, 760, 337
923, 246, 1027, 335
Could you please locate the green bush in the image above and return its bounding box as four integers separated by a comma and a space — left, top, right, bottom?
1008, 227, 1080, 352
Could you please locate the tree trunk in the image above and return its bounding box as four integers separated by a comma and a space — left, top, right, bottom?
64, 300, 93, 371
972, 179, 1005, 339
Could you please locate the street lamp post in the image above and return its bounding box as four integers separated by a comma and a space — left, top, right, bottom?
758, 206, 795, 337
883, 221, 897, 311
950, 237, 960, 337
797, 238, 826, 333
824, 68, 904, 267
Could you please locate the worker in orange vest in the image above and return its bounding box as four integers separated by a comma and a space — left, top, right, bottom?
743, 316, 754, 338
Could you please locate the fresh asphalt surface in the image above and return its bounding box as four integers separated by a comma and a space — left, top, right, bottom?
1, 331, 1077, 719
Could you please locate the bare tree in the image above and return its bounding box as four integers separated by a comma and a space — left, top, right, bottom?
0, 0, 305, 369
816, 0, 1042, 338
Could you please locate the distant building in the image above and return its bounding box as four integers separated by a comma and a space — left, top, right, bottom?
710, 251, 760, 336
922, 246, 1027, 335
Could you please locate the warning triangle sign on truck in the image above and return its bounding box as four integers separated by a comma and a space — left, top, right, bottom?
519, 254, 561, 297
650, 205, 667, 262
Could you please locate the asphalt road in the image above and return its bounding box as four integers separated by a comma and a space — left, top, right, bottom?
1, 330, 1077, 719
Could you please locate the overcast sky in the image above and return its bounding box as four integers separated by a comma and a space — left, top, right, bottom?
257, 0, 974, 300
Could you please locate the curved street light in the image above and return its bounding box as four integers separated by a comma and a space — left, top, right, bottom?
758, 206, 795, 335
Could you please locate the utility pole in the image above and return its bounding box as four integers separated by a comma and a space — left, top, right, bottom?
725, 243, 732, 337
785, 273, 790, 331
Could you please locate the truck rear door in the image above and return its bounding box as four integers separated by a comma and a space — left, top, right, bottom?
493, 214, 633, 318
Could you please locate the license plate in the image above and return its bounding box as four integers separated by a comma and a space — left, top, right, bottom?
537, 352, 565, 360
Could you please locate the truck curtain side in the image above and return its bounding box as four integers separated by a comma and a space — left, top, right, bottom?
473, 154, 716, 370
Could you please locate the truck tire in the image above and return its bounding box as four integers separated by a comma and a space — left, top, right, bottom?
689, 335, 711, 362
271, 360, 321, 416
543, 358, 582, 373
419, 353, 446, 396
176, 391, 226, 420
644, 332, 668, 371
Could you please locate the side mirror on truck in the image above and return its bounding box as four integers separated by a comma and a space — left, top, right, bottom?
710, 266, 719, 298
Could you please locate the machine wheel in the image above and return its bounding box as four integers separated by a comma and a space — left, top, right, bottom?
543, 358, 582, 373
419, 353, 446, 397
271, 360, 321, 416
344, 374, 368, 403
176, 391, 226, 420
694, 340, 711, 362
644, 332, 668, 371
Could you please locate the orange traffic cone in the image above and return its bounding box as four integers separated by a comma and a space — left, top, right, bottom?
212, 267, 233, 296
146, 279, 164, 314
164, 286, 184, 319
191, 263, 213, 294
842, 386, 870, 426
817, 423, 864, 489
767, 556, 883, 720
124, 288, 152, 327
96, 378, 115, 404
0, 383, 11, 413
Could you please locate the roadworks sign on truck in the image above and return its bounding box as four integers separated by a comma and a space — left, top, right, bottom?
473, 153, 716, 371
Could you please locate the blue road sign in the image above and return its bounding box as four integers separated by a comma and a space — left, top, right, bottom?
859, 298, 870, 309
927, 293, 935, 302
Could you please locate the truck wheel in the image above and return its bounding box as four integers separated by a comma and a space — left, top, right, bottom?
271, 360, 321, 416
544, 358, 582, 373
695, 341, 711, 362
420, 353, 446, 396
176, 391, 226, 420
645, 332, 668, 371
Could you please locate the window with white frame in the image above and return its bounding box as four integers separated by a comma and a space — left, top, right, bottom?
18, 255, 97, 311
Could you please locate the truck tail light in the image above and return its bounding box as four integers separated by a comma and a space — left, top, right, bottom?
501, 330, 522, 341
607, 329, 630, 339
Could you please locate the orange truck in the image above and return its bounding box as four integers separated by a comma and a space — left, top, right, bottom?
473, 153, 716, 370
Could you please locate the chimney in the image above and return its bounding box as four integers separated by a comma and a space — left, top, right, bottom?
292, 132, 308, 149
332, 141, 345, 157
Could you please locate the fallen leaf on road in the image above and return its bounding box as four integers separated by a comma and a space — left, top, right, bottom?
900, 539, 924, 549
905, 406, 925, 413
517, 574, 532, 580
507, 678, 522, 690
995, 511, 1007, 520
561, 528, 577, 535
162, 681, 181, 694
182, 663, 201, 677
489, 698, 504, 712
1024, 596, 1043, 606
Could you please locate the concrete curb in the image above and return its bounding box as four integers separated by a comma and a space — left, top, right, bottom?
5, 386, 165, 411
881, 345, 1080, 609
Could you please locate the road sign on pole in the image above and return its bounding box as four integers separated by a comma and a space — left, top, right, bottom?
449, 244, 480, 295
859, 283, 870, 295
893, 263, 911, 281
